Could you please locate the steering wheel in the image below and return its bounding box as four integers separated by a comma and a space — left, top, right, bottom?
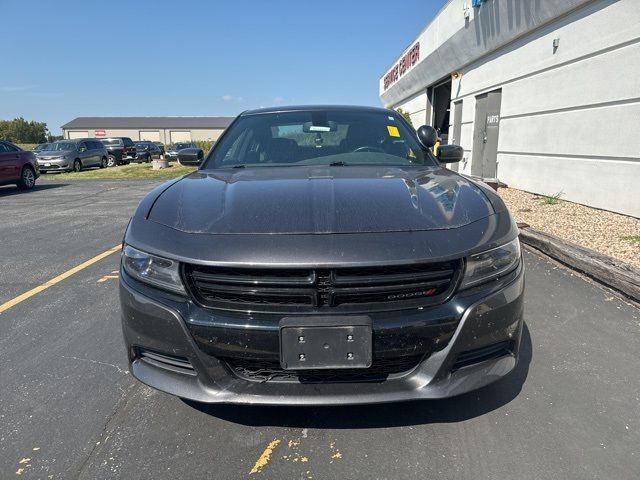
352, 145, 385, 153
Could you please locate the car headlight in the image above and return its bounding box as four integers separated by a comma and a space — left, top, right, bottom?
460, 237, 521, 289
122, 245, 186, 294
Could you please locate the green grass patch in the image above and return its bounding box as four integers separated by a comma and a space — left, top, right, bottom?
541, 191, 564, 205
18, 143, 39, 151
46, 162, 197, 181
620, 235, 640, 244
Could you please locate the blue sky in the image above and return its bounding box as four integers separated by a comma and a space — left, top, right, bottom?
0, 0, 444, 134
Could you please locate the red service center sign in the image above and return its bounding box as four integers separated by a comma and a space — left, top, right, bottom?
94, 129, 106, 137
383, 42, 420, 91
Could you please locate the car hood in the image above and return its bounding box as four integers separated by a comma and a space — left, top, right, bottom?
147, 166, 495, 234
36, 150, 73, 157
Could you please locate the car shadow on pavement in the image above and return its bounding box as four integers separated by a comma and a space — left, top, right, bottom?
185, 323, 532, 429
0, 183, 69, 197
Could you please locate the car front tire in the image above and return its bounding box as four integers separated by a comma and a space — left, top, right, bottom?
100, 156, 108, 169
107, 154, 117, 167
72, 159, 82, 172
16, 166, 36, 190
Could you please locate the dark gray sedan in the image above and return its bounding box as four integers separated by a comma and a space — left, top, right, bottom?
166, 142, 197, 160
119, 105, 524, 405
134, 141, 162, 162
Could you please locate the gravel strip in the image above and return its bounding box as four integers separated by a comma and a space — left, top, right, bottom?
499, 188, 640, 268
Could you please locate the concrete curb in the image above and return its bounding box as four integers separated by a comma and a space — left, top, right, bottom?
518, 225, 640, 303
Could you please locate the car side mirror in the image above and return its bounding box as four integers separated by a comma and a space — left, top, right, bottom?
178, 148, 204, 166
417, 125, 438, 148
437, 144, 464, 163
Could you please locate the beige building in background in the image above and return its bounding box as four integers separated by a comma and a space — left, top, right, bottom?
61, 117, 234, 144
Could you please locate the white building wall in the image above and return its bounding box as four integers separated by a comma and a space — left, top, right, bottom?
394, 90, 429, 127
449, 0, 639, 217
380, 0, 594, 106
190, 129, 225, 141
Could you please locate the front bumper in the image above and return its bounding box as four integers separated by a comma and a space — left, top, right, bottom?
37, 158, 70, 171
120, 265, 524, 405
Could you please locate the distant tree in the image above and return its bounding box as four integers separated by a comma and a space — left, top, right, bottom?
0, 117, 48, 143
395, 108, 413, 127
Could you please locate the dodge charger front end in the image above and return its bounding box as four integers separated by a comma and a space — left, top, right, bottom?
119, 105, 524, 405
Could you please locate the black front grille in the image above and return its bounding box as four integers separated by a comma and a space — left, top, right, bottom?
224, 354, 424, 383
183, 260, 461, 313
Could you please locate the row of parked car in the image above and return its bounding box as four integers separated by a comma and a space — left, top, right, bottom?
0, 137, 201, 191
31, 138, 200, 173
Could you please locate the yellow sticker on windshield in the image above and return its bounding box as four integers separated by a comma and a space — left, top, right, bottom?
387, 125, 400, 137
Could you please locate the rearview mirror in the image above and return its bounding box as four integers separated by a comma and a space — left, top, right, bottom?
178, 148, 204, 166
417, 125, 438, 148
437, 144, 464, 163
303, 121, 337, 133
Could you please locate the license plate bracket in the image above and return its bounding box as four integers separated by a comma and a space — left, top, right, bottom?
280, 316, 372, 370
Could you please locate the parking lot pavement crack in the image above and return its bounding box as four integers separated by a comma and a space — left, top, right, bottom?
59, 355, 129, 375
73, 382, 140, 480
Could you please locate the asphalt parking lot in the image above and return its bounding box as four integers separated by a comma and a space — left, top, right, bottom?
1, 179, 639, 479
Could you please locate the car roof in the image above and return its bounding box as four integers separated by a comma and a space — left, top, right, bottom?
241, 104, 395, 116
57, 138, 102, 142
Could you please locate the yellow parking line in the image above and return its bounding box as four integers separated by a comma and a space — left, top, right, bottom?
0, 245, 121, 314
249, 439, 281, 475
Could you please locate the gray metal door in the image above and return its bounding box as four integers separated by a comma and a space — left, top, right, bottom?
471, 89, 502, 179
450, 100, 463, 172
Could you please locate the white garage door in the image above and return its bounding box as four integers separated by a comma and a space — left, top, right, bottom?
139, 131, 161, 142
170, 131, 192, 143
67, 131, 89, 139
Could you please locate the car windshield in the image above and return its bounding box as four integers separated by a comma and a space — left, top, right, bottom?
205, 110, 433, 169
135, 143, 148, 148
33, 143, 49, 151
44, 142, 75, 151
100, 139, 121, 146
173, 143, 193, 150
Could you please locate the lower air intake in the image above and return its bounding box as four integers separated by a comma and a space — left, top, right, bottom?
452, 340, 514, 371
138, 348, 196, 376
224, 354, 425, 383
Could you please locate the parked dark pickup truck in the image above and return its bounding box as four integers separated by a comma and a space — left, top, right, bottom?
99, 137, 137, 167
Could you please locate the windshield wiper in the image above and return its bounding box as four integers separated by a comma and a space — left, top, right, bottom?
328, 161, 348, 166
